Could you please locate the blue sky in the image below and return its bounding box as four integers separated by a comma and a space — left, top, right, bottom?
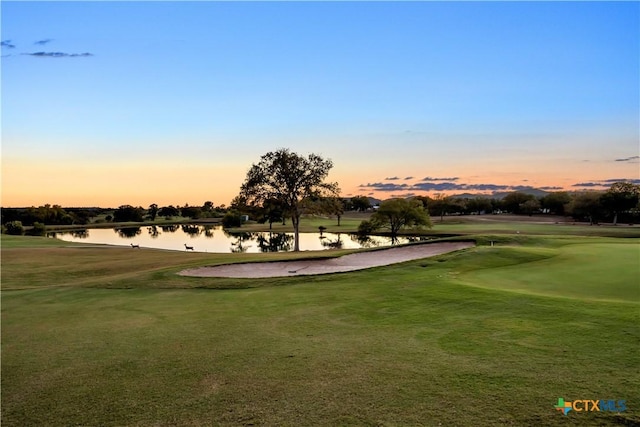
2, 1, 638, 207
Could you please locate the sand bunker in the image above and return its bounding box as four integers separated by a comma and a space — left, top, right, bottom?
178, 241, 474, 278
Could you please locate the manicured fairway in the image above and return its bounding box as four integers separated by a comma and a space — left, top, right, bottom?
1, 234, 639, 426
460, 243, 640, 302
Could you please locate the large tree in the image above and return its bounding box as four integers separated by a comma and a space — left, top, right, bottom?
601, 182, 640, 225
566, 192, 605, 225
239, 148, 339, 251
147, 203, 159, 221
465, 197, 493, 215
501, 191, 535, 214
351, 196, 372, 212
158, 205, 180, 218
541, 191, 571, 215
366, 198, 432, 237
428, 193, 454, 221
113, 205, 144, 222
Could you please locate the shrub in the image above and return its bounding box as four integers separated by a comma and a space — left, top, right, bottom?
26, 222, 46, 236
222, 211, 242, 228
113, 205, 145, 222
357, 219, 379, 235
4, 221, 24, 235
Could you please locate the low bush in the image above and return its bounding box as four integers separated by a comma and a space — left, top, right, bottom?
222, 211, 242, 228
4, 221, 24, 235
25, 222, 46, 236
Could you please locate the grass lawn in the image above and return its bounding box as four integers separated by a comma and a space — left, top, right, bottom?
428, 218, 640, 238
1, 231, 639, 426
459, 243, 640, 302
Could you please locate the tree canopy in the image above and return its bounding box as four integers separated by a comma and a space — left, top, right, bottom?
601, 182, 640, 225
362, 198, 432, 237
239, 148, 339, 251
351, 196, 372, 212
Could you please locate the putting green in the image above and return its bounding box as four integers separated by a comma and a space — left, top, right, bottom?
459, 243, 640, 303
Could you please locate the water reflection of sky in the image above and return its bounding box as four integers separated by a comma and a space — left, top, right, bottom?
48, 225, 428, 253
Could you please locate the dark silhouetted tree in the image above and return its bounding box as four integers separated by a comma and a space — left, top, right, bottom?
158, 205, 180, 218
601, 182, 640, 225
239, 148, 339, 251
113, 205, 144, 222
519, 199, 541, 216
541, 192, 571, 215
222, 211, 242, 228
4, 221, 24, 235
202, 201, 215, 213
501, 192, 535, 214
351, 196, 371, 212
148, 204, 159, 221
180, 204, 202, 219
25, 222, 46, 236
428, 193, 454, 221
566, 192, 605, 225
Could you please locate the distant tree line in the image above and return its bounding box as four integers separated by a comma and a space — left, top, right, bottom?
2, 182, 638, 236
0, 200, 228, 235
113, 201, 225, 222
0, 204, 101, 227
407, 181, 639, 225
345, 181, 639, 225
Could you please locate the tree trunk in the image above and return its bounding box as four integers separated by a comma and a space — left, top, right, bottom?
292, 214, 300, 251
337, 215, 341, 226
613, 212, 618, 226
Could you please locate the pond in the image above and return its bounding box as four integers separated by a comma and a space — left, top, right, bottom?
47, 225, 431, 253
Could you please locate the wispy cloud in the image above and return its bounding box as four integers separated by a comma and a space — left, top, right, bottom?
614, 156, 639, 162
358, 181, 569, 194
464, 183, 511, 191
22, 51, 93, 58
571, 178, 640, 188
359, 182, 409, 191
391, 193, 416, 198
572, 182, 605, 188
404, 176, 414, 180
421, 176, 460, 182
511, 185, 543, 192
1, 40, 16, 49
384, 176, 400, 181
34, 39, 54, 45
412, 182, 468, 191
360, 181, 512, 192
602, 178, 640, 184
